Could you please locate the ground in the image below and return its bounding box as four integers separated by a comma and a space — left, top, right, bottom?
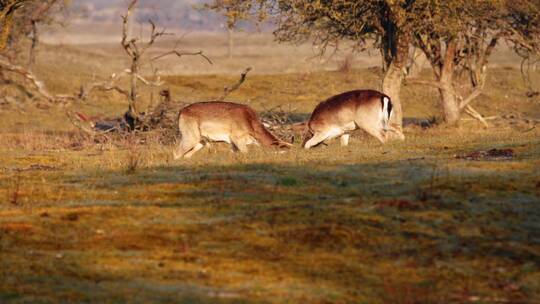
0, 33, 540, 303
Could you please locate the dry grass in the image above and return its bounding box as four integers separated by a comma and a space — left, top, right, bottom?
0, 36, 540, 303
1, 124, 539, 303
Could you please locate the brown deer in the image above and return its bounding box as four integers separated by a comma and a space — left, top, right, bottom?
303, 90, 404, 149
174, 101, 290, 159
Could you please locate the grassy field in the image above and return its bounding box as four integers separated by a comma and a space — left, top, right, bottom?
1, 36, 540, 303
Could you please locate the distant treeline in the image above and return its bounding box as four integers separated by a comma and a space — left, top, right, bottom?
71, 0, 265, 31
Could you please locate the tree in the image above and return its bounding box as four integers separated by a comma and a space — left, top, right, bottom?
409, 0, 540, 125
407, 1, 501, 125
505, 0, 540, 96
85, 0, 212, 130
202, 1, 254, 59
4, 0, 70, 67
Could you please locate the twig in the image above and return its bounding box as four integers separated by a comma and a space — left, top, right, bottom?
458, 66, 487, 110
79, 71, 130, 100
217, 67, 252, 100
151, 50, 212, 64
65, 111, 119, 136
121, 0, 138, 57
136, 73, 164, 86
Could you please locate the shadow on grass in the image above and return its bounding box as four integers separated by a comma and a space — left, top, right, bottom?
1, 159, 539, 303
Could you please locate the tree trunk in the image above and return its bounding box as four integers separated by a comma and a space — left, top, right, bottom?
127, 56, 140, 129
439, 84, 461, 125
227, 26, 234, 59
130, 60, 137, 107
406, 47, 426, 79
381, 30, 410, 129
437, 40, 461, 125
28, 20, 38, 69
382, 62, 404, 126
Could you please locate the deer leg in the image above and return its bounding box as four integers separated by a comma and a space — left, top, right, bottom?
183, 142, 205, 158
174, 138, 198, 159
340, 134, 350, 147
304, 131, 330, 149
173, 139, 191, 159
355, 119, 386, 144
367, 128, 386, 144
173, 141, 191, 159
386, 125, 406, 141
173, 143, 183, 160
175, 116, 202, 159
231, 135, 250, 153
174, 128, 202, 159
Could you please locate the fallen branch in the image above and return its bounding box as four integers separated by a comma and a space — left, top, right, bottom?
217, 67, 252, 100
0, 56, 54, 100
463, 105, 488, 128
0, 56, 75, 102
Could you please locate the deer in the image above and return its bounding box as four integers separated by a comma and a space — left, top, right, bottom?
173, 101, 291, 159
303, 89, 404, 149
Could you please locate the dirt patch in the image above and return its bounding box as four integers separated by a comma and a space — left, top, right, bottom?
456, 148, 515, 161
376, 200, 427, 211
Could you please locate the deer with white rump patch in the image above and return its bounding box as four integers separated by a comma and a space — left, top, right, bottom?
303, 90, 404, 149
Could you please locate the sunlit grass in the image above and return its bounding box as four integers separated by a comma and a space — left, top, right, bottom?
1, 121, 539, 303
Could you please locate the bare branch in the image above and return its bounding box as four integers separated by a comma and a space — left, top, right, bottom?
121, 0, 137, 56
217, 67, 252, 100
459, 66, 487, 109
0, 55, 59, 102
458, 86, 484, 110
79, 72, 131, 101
65, 111, 119, 136
151, 50, 213, 64
136, 73, 163, 86
140, 20, 171, 55
464, 105, 489, 128
503, 23, 540, 55
407, 75, 486, 113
